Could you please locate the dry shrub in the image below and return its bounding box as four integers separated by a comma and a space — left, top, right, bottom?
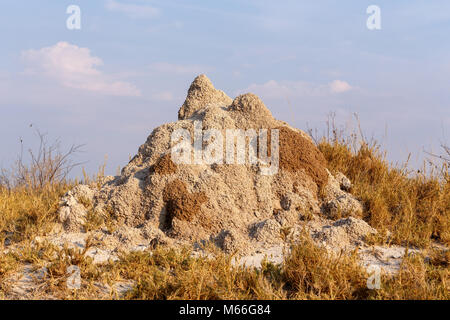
426, 143, 450, 169
1, 129, 82, 190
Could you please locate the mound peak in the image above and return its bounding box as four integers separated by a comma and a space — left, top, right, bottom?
178, 74, 232, 120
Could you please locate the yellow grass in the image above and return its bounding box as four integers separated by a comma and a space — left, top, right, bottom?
318, 139, 449, 248
0, 127, 448, 300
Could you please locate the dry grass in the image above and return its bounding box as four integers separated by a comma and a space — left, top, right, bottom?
282, 236, 370, 299
0, 183, 73, 245
0, 130, 79, 245
116, 247, 284, 300
373, 252, 449, 299
314, 115, 449, 248
0, 230, 448, 299
82, 236, 448, 300
0, 124, 448, 300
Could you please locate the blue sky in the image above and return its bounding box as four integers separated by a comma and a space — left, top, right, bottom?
0, 0, 449, 176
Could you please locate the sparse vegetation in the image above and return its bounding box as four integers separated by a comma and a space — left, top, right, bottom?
0, 123, 448, 300
0, 129, 83, 190
2, 233, 447, 300
0, 130, 78, 245
313, 114, 449, 248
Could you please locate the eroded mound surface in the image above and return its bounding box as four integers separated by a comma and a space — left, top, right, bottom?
277, 126, 329, 187
56, 75, 366, 257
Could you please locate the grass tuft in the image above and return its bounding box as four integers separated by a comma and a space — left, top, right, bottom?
315, 116, 449, 247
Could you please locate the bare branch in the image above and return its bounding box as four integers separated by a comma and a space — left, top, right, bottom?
0, 128, 85, 190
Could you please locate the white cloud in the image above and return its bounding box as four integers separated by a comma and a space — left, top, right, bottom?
105, 0, 160, 19
329, 80, 352, 93
148, 62, 211, 75
21, 42, 141, 97
241, 79, 353, 98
